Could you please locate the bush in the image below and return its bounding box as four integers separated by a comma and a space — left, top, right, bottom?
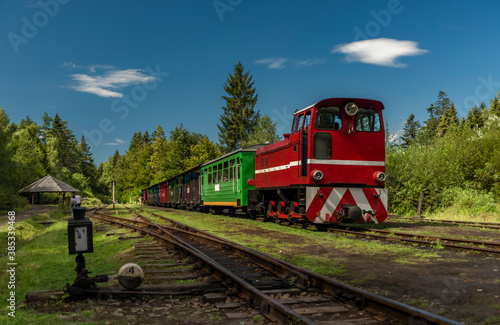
439, 187, 499, 215
386, 116, 500, 216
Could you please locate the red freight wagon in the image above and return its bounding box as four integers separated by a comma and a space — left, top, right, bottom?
159, 181, 168, 206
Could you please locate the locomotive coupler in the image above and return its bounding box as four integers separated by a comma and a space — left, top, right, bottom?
338, 205, 378, 222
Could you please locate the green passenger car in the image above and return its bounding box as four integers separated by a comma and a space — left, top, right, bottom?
201, 145, 263, 209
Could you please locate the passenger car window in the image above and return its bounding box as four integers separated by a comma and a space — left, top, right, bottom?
315, 106, 342, 130
355, 108, 381, 132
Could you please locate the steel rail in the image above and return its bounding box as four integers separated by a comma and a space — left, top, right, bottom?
388, 215, 500, 230
130, 206, 461, 325
331, 227, 500, 254
88, 210, 315, 324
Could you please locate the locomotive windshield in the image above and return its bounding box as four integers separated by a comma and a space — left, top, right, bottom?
355, 108, 381, 132
315, 106, 342, 130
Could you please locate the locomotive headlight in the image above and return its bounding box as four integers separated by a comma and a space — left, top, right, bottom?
344, 102, 359, 116
311, 169, 324, 182
374, 171, 386, 183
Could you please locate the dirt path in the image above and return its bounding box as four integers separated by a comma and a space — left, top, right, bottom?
0, 205, 58, 226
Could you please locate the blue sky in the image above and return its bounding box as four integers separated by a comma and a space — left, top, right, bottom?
2, 0, 500, 164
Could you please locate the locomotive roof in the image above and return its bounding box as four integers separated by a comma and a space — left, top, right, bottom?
201, 144, 266, 167
294, 98, 384, 115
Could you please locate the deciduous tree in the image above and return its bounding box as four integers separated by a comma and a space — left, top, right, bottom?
242, 114, 280, 147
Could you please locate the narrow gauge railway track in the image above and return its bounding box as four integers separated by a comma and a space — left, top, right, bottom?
388, 215, 500, 230
330, 225, 500, 255
137, 204, 500, 255
115, 205, 461, 325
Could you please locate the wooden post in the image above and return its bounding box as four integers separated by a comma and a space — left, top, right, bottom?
31, 193, 34, 204
112, 181, 116, 210
58, 192, 61, 204
416, 192, 424, 218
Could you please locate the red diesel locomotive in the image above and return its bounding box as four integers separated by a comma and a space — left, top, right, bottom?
247, 98, 387, 224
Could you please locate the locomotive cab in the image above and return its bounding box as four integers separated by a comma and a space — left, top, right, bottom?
252, 98, 388, 225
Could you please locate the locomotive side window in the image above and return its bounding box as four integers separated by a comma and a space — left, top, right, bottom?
355, 108, 381, 132
313, 133, 332, 159
315, 106, 342, 130
291, 115, 297, 133
295, 114, 304, 133
303, 111, 311, 130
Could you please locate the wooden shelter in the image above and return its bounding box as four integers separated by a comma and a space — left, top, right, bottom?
20, 174, 79, 204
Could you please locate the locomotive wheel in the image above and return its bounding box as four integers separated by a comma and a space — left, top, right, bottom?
266, 201, 277, 220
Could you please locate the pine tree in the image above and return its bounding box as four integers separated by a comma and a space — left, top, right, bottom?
149, 125, 170, 182
437, 102, 459, 136
424, 91, 451, 137
464, 104, 484, 129
40, 112, 52, 144
0, 108, 18, 209
490, 90, 500, 117
77, 135, 97, 187
142, 130, 151, 145
128, 131, 143, 152
400, 114, 421, 148
217, 62, 259, 153
46, 113, 78, 175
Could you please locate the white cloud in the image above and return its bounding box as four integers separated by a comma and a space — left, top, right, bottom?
255, 57, 326, 69
254, 57, 288, 69
62, 61, 76, 68
332, 38, 428, 67
62, 62, 115, 72
389, 128, 403, 143
103, 138, 125, 145
68, 68, 156, 98
296, 59, 326, 67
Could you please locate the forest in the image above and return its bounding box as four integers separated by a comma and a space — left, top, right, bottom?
1, 63, 499, 218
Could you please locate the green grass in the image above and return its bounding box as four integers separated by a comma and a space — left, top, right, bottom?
137, 206, 442, 272
352, 219, 500, 241
0, 207, 146, 324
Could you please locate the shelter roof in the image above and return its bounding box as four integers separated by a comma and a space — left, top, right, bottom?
19, 174, 79, 193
